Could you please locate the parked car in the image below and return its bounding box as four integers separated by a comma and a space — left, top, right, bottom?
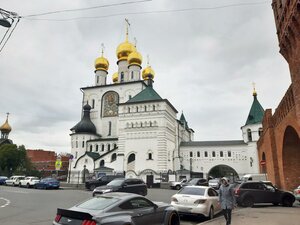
182, 178, 208, 187
85, 174, 124, 191
293, 185, 300, 202
170, 178, 187, 190
93, 178, 147, 197
170, 185, 222, 219
208, 178, 221, 190
35, 178, 60, 189
240, 174, 268, 182
19, 176, 40, 188
5, 175, 25, 186
0, 176, 8, 185
53, 192, 180, 225
234, 181, 295, 207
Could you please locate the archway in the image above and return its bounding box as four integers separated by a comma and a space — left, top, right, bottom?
208, 164, 239, 182
282, 126, 300, 190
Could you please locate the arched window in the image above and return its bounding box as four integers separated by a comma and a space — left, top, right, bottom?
76, 141, 78, 148
140, 122, 143, 127
100, 160, 105, 167
197, 151, 200, 157
131, 71, 134, 79
228, 151, 232, 157
120, 72, 124, 82
144, 106, 147, 111
90, 145, 93, 152
150, 121, 152, 127
111, 153, 117, 162
75, 151, 78, 159
190, 152, 193, 157
131, 122, 134, 128
96, 145, 98, 152
247, 129, 252, 142
107, 144, 110, 151
204, 151, 208, 157
220, 151, 224, 157
136, 106, 139, 112
259, 128, 263, 136
97, 76, 99, 84
153, 105, 156, 111
128, 153, 135, 164
101, 144, 104, 151
82, 141, 85, 148
212, 151, 216, 157
148, 153, 153, 160
92, 99, 95, 109
128, 107, 131, 113
114, 143, 117, 149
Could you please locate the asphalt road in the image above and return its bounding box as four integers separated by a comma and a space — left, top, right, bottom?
0, 186, 210, 225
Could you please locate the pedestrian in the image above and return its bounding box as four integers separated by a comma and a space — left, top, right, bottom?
218, 177, 236, 225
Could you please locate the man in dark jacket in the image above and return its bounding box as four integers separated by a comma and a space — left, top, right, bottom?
218, 177, 236, 225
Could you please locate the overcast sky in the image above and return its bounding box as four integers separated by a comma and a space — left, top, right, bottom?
0, 0, 290, 153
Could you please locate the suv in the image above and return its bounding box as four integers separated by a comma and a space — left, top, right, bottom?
5, 176, 25, 186
170, 178, 187, 190
19, 176, 40, 188
85, 175, 124, 191
92, 178, 147, 197
235, 181, 295, 207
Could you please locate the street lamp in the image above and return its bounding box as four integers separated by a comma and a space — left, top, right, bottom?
0, 18, 12, 28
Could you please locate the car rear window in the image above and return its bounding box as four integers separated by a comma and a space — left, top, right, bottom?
178, 187, 206, 196
77, 197, 119, 210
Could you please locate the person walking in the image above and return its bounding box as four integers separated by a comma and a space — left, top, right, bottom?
218, 177, 236, 225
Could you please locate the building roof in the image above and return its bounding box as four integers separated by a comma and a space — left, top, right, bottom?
180, 140, 246, 147
245, 94, 264, 125
86, 152, 101, 160
126, 86, 162, 103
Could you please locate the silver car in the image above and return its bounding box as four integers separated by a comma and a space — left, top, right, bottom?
53, 192, 180, 225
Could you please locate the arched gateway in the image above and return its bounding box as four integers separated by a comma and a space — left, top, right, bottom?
208, 165, 239, 182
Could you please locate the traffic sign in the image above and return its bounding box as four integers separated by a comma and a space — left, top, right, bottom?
55, 160, 62, 170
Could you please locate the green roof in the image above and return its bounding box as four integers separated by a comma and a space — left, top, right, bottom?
86, 152, 101, 160
127, 86, 162, 103
245, 94, 264, 125
179, 112, 189, 128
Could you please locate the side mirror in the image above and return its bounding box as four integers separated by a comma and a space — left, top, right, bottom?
153, 204, 158, 210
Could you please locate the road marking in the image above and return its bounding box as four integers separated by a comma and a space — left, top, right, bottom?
0, 197, 10, 208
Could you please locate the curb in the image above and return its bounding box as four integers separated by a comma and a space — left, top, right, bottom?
197, 208, 243, 225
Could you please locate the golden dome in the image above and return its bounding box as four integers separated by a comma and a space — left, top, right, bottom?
95, 56, 109, 71
112, 72, 118, 83
142, 66, 155, 80
0, 118, 11, 133
128, 50, 142, 66
116, 40, 136, 61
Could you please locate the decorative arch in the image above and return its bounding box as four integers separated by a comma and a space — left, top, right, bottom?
282, 126, 300, 189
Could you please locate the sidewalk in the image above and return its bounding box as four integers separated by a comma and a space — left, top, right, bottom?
200, 204, 300, 225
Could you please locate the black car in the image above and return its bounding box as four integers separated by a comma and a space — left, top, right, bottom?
182, 178, 208, 187
93, 178, 147, 197
235, 181, 295, 207
85, 175, 124, 191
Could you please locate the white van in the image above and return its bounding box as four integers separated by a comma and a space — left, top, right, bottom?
241, 174, 268, 182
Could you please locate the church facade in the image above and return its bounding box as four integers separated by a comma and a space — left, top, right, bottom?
69, 27, 264, 184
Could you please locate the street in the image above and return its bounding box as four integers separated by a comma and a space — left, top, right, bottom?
0, 186, 299, 225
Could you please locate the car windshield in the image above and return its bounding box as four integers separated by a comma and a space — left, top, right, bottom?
178, 187, 206, 196
77, 197, 119, 210
107, 179, 124, 186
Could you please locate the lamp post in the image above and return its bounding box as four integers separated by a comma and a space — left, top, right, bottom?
83, 165, 86, 183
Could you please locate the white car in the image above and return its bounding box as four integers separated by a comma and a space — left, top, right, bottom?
171, 185, 222, 219
19, 176, 40, 188
170, 178, 187, 190
5, 175, 25, 186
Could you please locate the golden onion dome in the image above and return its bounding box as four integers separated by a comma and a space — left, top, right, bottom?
0, 118, 11, 133
142, 66, 155, 80
128, 50, 142, 67
95, 55, 109, 71
116, 40, 136, 61
112, 72, 119, 83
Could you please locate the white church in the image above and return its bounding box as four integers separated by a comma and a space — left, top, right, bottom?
69, 26, 264, 185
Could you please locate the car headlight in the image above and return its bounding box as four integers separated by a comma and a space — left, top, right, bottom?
102, 189, 113, 193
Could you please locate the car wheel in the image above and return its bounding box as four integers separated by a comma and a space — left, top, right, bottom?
26, 183, 30, 188
242, 196, 254, 207
19, 183, 22, 187
282, 196, 294, 207
207, 207, 214, 220
168, 212, 180, 225
89, 185, 96, 191
175, 185, 181, 190
272, 202, 279, 206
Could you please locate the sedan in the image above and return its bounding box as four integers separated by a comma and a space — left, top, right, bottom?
171, 186, 221, 220
0, 176, 7, 185
53, 192, 180, 225
294, 185, 300, 202
35, 178, 60, 189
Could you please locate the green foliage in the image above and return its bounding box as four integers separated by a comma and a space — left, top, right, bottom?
0, 144, 40, 177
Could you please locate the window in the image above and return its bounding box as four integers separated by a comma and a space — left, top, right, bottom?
153, 105, 155, 111
128, 154, 135, 164
131, 123, 134, 128
204, 151, 208, 157
114, 143, 117, 149
144, 106, 147, 111
247, 129, 252, 142
128, 107, 130, 113
129, 95, 132, 99
136, 106, 138, 112
149, 121, 152, 127
111, 153, 117, 162
120, 72, 124, 82
85, 159, 88, 163
131, 71, 134, 79
220, 151, 224, 157
97, 76, 99, 84
82, 141, 85, 148
76, 141, 78, 148
140, 122, 143, 127
100, 160, 105, 167
148, 153, 152, 160
92, 99, 95, 109
75, 151, 78, 159
212, 151, 216, 157
197, 151, 200, 157
228, 151, 232, 157
101, 144, 104, 151
190, 152, 193, 157
90, 145, 92, 152
119, 198, 153, 210
259, 128, 263, 136
108, 144, 110, 151
108, 121, 112, 136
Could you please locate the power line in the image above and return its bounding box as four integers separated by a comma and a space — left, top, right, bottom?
0, 17, 20, 53
22, 1, 270, 22
23, 0, 152, 18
